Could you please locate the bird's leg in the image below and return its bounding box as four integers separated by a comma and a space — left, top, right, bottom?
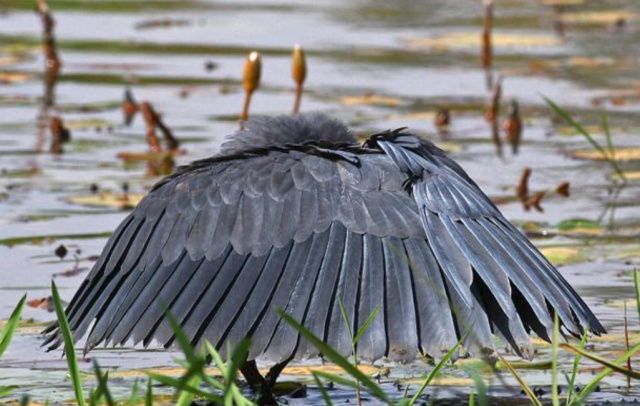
265, 356, 292, 388
239, 359, 266, 392
239, 357, 292, 405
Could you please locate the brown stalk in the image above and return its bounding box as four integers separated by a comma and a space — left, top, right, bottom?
140, 102, 179, 151
49, 116, 70, 154
291, 45, 307, 114
555, 182, 570, 197
516, 167, 531, 203
140, 102, 162, 152
435, 108, 450, 128
487, 76, 503, 156
122, 88, 139, 126
525, 191, 545, 213
36, 0, 61, 74
481, 0, 493, 70
240, 52, 262, 124
503, 99, 522, 154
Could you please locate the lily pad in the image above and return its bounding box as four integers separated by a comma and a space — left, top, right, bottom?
405, 33, 560, 50
539, 246, 583, 265
340, 94, 402, 107
571, 147, 640, 162
560, 11, 638, 25
612, 171, 640, 181
65, 118, 112, 131
0, 71, 31, 84
557, 218, 602, 235
66, 192, 145, 210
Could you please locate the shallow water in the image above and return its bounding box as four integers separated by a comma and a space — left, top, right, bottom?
1, 0, 640, 403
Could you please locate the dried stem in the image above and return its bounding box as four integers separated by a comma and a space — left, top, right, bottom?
49, 116, 70, 154
481, 0, 493, 70
140, 102, 179, 151
36, 0, 61, 74
503, 99, 522, 154
140, 102, 162, 152
122, 88, 139, 126
487, 76, 503, 156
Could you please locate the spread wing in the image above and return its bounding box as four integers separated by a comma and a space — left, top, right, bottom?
376, 133, 604, 356
44, 144, 461, 362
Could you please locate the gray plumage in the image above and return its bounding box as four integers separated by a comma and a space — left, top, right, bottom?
43, 113, 604, 362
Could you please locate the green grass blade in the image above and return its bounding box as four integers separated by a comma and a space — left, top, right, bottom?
634, 269, 640, 320
129, 379, 139, 406
353, 307, 380, 345
337, 298, 353, 341
409, 335, 463, 405
0, 386, 16, 397
201, 343, 251, 405
51, 281, 86, 406
277, 309, 389, 403
560, 342, 640, 379
463, 366, 487, 406
469, 391, 475, 406
145, 379, 152, 406
544, 96, 625, 179
551, 313, 560, 406
311, 372, 334, 406
223, 340, 251, 406
565, 334, 587, 406
175, 375, 202, 406
224, 340, 250, 392
203, 342, 229, 391
498, 355, 542, 406
544, 97, 605, 156
92, 360, 114, 406
601, 113, 614, 159
0, 294, 26, 358
570, 341, 640, 404
164, 309, 197, 363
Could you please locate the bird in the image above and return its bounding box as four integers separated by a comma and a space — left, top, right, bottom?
43, 113, 604, 403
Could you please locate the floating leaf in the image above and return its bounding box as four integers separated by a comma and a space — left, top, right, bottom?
571, 147, 640, 162
286, 364, 379, 376
559, 11, 638, 25
386, 111, 436, 121
539, 246, 583, 265
340, 94, 401, 107
117, 150, 180, 162
65, 118, 112, 130
67, 192, 145, 209
541, 0, 584, 5
405, 33, 560, 50
0, 71, 31, 84
557, 218, 602, 234
612, 171, 640, 181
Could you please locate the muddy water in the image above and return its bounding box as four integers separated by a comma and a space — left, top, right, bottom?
1, 0, 640, 403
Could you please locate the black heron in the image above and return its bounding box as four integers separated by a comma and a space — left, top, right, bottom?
43, 113, 604, 403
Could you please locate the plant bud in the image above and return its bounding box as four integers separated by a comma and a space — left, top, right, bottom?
291, 44, 307, 87
243, 51, 262, 94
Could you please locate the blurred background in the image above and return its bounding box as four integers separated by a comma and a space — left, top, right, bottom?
0, 0, 639, 403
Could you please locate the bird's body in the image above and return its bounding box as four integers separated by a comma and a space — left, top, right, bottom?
44, 113, 602, 399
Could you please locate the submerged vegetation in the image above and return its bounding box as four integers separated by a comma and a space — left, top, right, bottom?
1, 0, 640, 404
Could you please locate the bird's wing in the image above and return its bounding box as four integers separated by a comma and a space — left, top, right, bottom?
44, 144, 461, 362
376, 133, 604, 357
